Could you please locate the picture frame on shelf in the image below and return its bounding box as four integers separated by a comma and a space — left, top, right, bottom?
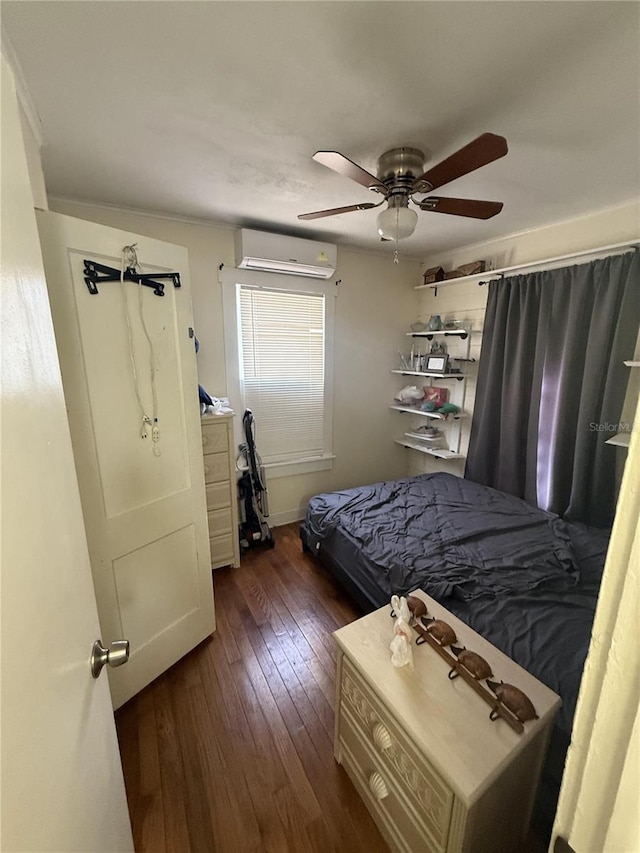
426, 354, 449, 373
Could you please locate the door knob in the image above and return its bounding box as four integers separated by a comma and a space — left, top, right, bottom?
90, 639, 130, 678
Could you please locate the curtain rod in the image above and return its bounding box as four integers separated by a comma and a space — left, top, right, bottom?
418, 240, 639, 292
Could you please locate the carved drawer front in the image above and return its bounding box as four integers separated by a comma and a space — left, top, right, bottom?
203, 452, 229, 485
341, 657, 454, 850
206, 481, 232, 511
201, 422, 229, 454
207, 507, 233, 537
340, 712, 442, 853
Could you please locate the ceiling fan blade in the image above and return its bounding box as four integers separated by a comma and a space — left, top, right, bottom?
414, 133, 508, 191
313, 151, 388, 192
298, 202, 379, 220
419, 197, 504, 219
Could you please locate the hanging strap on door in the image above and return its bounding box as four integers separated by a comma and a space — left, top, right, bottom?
119, 245, 161, 455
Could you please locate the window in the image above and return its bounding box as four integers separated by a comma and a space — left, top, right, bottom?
222, 268, 335, 477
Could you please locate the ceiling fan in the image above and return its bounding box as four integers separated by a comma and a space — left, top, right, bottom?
299, 133, 508, 242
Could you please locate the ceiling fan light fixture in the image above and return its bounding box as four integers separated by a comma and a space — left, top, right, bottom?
299, 134, 507, 237
377, 205, 418, 241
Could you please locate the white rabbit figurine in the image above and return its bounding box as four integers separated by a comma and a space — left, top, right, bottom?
389, 595, 413, 668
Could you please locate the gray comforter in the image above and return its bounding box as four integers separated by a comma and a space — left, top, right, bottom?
305, 472, 580, 601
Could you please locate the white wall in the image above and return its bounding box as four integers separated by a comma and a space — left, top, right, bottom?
49, 198, 420, 523
409, 201, 640, 479
1, 32, 49, 210
420, 200, 639, 275
46, 196, 639, 517
18, 102, 48, 210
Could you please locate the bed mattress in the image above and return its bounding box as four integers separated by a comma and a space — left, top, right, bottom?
301, 472, 608, 736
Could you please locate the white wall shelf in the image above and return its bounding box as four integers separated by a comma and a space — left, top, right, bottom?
605, 433, 631, 448
394, 438, 464, 459
389, 405, 454, 420
391, 369, 465, 380
415, 272, 490, 290
414, 241, 639, 291
606, 359, 639, 448
393, 329, 473, 459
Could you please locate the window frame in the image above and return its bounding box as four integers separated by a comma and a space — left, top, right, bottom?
221, 267, 335, 479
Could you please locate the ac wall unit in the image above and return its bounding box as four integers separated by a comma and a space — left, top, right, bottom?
234, 229, 337, 279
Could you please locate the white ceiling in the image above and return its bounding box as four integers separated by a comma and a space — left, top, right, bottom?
3, 1, 639, 258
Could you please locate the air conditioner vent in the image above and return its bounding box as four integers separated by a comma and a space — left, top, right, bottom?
235, 229, 337, 279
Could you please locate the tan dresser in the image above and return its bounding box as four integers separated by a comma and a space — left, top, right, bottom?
333, 590, 561, 853
201, 413, 240, 569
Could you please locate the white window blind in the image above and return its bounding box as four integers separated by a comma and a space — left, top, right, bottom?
238, 286, 326, 463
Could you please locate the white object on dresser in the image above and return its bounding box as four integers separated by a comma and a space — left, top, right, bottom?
201, 413, 241, 569
333, 590, 561, 853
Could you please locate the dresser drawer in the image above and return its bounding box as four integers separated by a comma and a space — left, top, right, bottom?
340, 712, 438, 853
201, 421, 229, 454
210, 533, 235, 568
203, 452, 229, 485
200, 414, 240, 571
207, 507, 233, 537
341, 657, 454, 849
335, 593, 561, 853
205, 481, 232, 511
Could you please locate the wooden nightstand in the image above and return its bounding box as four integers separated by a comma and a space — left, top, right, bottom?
333, 590, 561, 853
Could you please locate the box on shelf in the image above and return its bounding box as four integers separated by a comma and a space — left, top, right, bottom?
422, 266, 445, 285
423, 387, 448, 407
456, 260, 487, 276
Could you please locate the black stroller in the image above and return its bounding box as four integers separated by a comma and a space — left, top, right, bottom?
237, 409, 274, 550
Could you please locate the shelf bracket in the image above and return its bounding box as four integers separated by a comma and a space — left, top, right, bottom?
420, 331, 468, 341
83, 259, 181, 297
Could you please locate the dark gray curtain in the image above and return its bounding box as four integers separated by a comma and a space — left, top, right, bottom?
465, 251, 639, 528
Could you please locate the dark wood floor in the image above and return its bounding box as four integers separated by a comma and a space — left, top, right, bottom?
115, 523, 390, 853
115, 522, 549, 853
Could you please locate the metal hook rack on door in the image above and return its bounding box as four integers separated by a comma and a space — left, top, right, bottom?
83, 259, 181, 297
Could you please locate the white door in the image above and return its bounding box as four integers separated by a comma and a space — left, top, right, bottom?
1, 54, 133, 851
36, 210, 215, 708
551, 396, 640, 852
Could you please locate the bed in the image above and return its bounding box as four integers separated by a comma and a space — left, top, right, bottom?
300, 471, 609, 829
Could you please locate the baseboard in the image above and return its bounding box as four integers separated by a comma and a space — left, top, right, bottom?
267, 507, 307, 528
